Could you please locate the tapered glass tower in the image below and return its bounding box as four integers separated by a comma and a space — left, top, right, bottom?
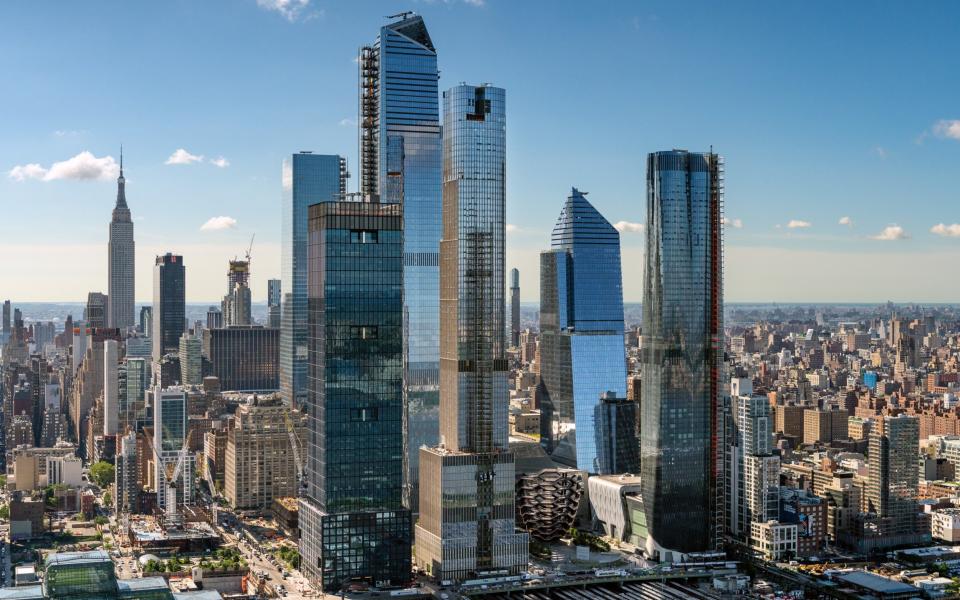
108, 151, 135, 329
415, 84, 528, 581
640, 150, 724, 560
359, 14, 441, 511
539, 189, 629, 474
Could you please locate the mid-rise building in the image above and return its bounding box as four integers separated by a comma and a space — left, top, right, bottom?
865, 414, 926, 546
224, 396, 303, 510
539, 188, 628, 474
640, 149, 724, 559
178, 334, 202, 386
152, 254, 185, 361
416, 84, 528, 581
803, 407, 849, 444
204, 326, 278, 392
115, 431, 139, 513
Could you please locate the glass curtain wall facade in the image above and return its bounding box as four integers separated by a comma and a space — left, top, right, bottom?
299, 201, 410, 591
509, 268, 520, 347
640, 150, 724, 559
205, 326, 279, 392
280, 153, 347, 409
359, 15, 441, 512
539, 189, 628, 474
151, 254, 184, 361
415, 84, 528, 581
153, 387, 192, 510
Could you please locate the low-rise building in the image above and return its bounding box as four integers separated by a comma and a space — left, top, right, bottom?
932, 509, 960, 542
587, 474, 641, 542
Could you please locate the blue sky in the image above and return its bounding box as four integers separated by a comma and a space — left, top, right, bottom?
2, 0, 960, 303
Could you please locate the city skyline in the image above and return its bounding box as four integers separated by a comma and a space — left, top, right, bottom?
4, 1, 960, 303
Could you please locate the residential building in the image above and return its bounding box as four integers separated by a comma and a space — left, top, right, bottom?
865, 414, 927, 546
539, 188, 629, 474
115, 431, 139, 513
510, 268, 520, 347
267, 279, 281, 328
803, 407, 849, 444
640, 150, 724, 560
298, 198, 410, 591
178, 334, 202, 386
416, 84, 528, 581
152, 254, 185, 361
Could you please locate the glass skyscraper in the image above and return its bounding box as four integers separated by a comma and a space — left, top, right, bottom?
299, 200, 410, 591
539, 188, 629, 474
415, 84, 528, 581
151, 254, 185, 361
640, 150, 724, 560
359, 14, 441, 511
279, 152, 347, 408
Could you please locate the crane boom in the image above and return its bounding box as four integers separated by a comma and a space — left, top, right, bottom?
284, 410, 304, 487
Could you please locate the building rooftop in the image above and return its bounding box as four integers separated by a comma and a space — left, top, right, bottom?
837, 570, 917, 594
0, 587, 45, 600
44, 549, 110, 568
116, 576, 170, 593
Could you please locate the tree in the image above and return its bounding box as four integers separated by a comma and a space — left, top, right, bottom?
89, 462, 116, 488
0, 504, 8, 520
94, 516, 108, 526
102, 492, 112, 506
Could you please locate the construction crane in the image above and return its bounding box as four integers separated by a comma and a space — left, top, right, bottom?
283, 410, 306, 494
245, 233, 255, 263
385, 11, 414, 20
147, 433, 192, 529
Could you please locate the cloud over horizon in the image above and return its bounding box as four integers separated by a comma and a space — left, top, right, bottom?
166, 148, 204, 165
931, 223, 960, 238
8, 151, 119, 182
200, 216, 238, 231
871, 225, 908, 241
613, 221, 644, 233
257, 0, 310, 21
787, 219, 812, 229
839, 216, 852, 226
933, 119, 960, 140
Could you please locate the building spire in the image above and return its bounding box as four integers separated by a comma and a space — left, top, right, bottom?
113, 146, 129, 215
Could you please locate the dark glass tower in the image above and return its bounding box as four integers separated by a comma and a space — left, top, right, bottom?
299, 200, 410, 591
509, 268, 520, 347
539, 189, 629, 474
415, 84, 527, 581
640, 150, 724, 559
279, 153, 347, 408
359, 14, 441, 511
152, 254, 185, 361
108, 151, 135, 329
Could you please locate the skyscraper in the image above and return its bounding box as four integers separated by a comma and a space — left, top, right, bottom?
108, 152, 135, 329
223, 259, 252, 326
416, 84, 528, 580
267, 279, 281, 328
2, 300, 10, 337
85, 292, 108, 329
178, 333, 202, 386
152, 254, 185, 361
299, 199, 410, 590
729, 392, 779, 544
539, 188, 628, 474
279, 152, 347, 409
360, 14, 441, 510
509, 268, 520, 347
153, 386, 192, 511
640, 150, 724, 560
103, 339, 119, 436
866, 414, 926, 546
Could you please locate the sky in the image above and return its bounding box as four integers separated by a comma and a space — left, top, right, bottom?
2, 0, 960, 304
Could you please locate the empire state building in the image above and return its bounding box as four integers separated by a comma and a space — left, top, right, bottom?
108, 151, 135, 329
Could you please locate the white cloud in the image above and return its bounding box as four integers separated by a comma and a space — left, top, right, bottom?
165, 148, 204, 165
257, 0, 310, 21
8, 151, 119, 182
787, 219, 812, 229
931, 223, 960, 238
211, 156, 230, 168
722, 217, 743, 229
53, 129, 86, 137
933, 119, 960, 140
200, 216, 238, 231
613, 221, 644, 233
839, 216, 852, 226
506, 224, 521, 233
339, 118, 356, 127
463, 0, 486, 6
873, 146, 887, 159
871, 225, 908, 241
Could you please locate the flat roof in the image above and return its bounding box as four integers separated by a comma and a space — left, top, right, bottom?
838, 571, 917, 593
0, 586, 45, 600
117, 576, 170, 592
900, 545, 960, 557
44, 549, 111, 568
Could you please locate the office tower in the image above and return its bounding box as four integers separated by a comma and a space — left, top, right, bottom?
510, 268, 520, 347
115, 431, 139, 513
85, 292, 108, 328
299, 199, 410, 591
107, 152, 135, 329
360, 14, 441, 510
866, 415, 924, 543
416, 84, 528, 580
224, 396, 304, 510
539, 188, 628, 474
223, 259, 252, 326
139, 306, 152, 336
640, 150, 724, 559
33, 321, 56, 350
280, 152, 347, 409
153, 386, 192, 511
729, 395, 779, 543
594, 393, 639, 475
178, 333, 202, 386
267, 279, 281, 328
124, 358, 148, 429
103, 339, 119, 436
203, 326, 278, 391
2, 300, 9, 336
152, 253, 185, 361
206, 306, 223, 330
